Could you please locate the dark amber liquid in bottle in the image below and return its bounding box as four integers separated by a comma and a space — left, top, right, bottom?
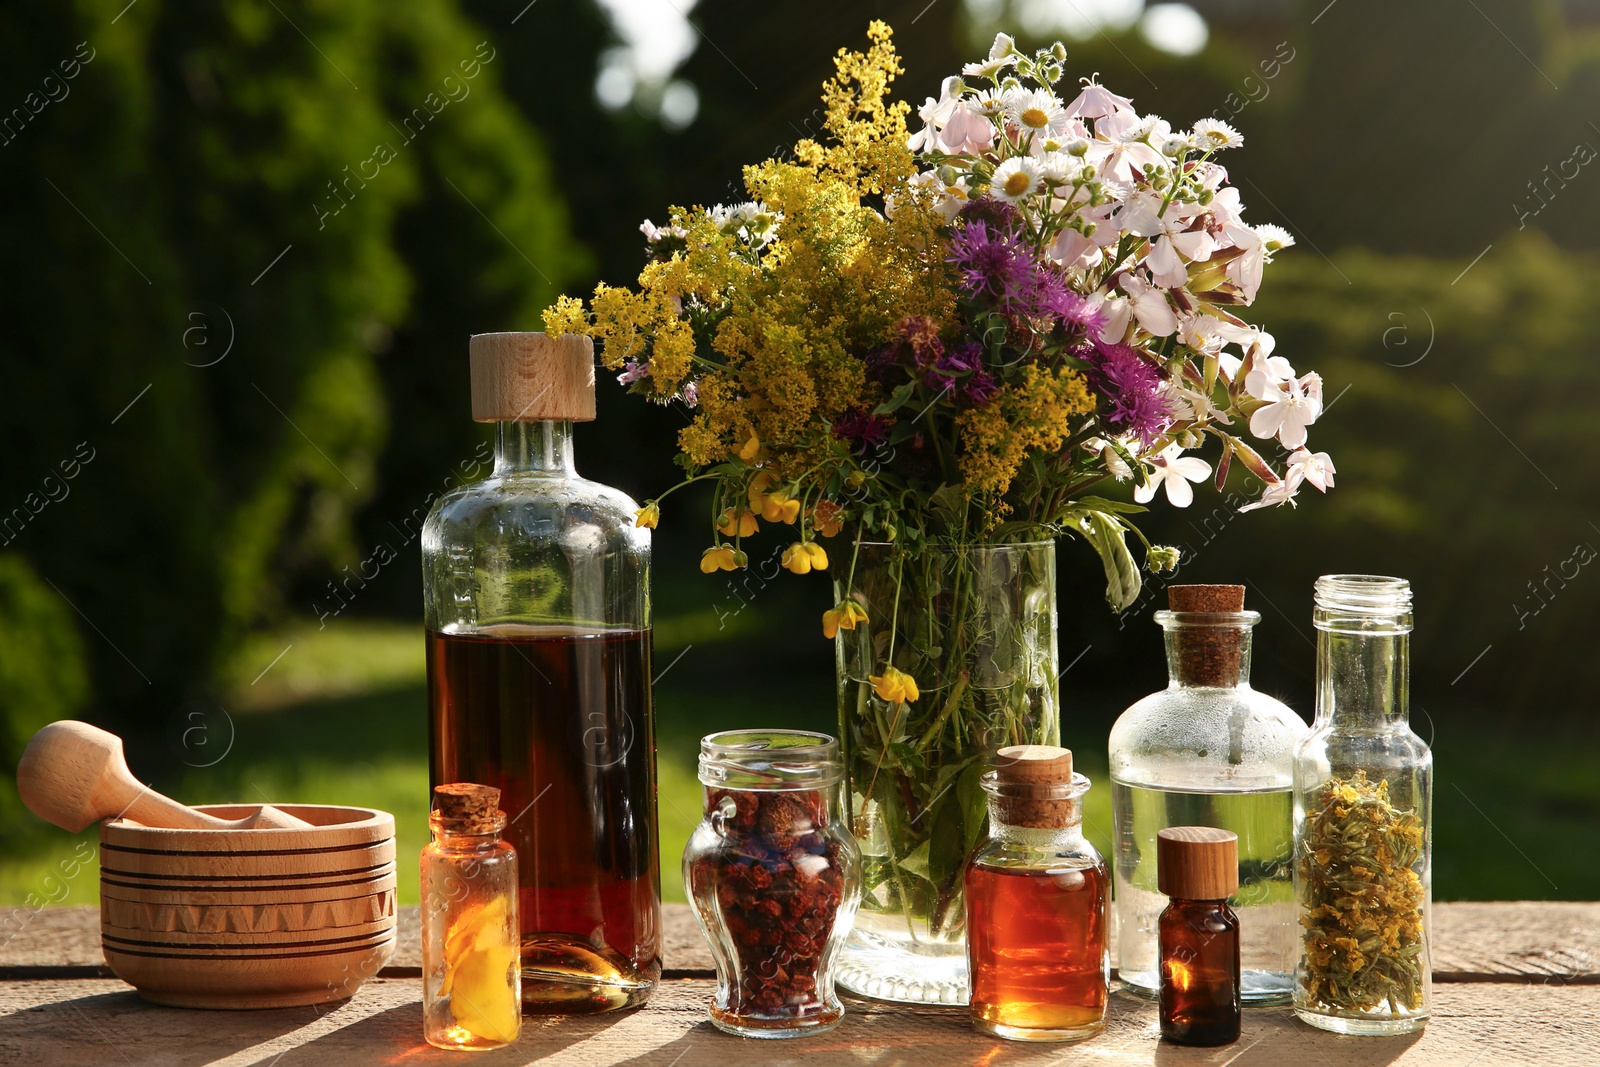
965, 860, 1109, 1037
1159, 898, 1241, 1045
427, 625, 660, 1013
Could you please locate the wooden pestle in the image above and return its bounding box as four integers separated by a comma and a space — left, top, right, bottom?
17, 720, 311, 831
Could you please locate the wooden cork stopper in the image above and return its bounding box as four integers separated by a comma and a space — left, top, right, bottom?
993, 745, 1076, 829
1167, 584, 1247, 687
1168, 585, 1245, 613
470, 332, 596, 423
1157, 826, 1239, 900
432, 783, 503, 833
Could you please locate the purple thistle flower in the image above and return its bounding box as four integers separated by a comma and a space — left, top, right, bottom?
833, 409, 890, 453
947, 221, 1041, 308
1081, 340, 1176, 445
962, 369, 1000, 406
957, 196, 1021, 233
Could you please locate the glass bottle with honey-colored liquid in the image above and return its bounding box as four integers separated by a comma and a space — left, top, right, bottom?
423, 332, 659, 1014
964, 745, 1109, 1042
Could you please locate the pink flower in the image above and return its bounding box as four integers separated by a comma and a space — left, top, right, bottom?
938, 104, 995, 156
1067, 80, 1135, 120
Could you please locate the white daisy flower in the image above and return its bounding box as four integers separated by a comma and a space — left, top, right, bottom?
991, 156, 1042, 203
970, 85, 1007, 118
1039, 151, 1080, 184
1254, 223, 1295, 252
1004, 89, 1069, 138
1191, 117, 1244, 150
963, 38, 1016, 82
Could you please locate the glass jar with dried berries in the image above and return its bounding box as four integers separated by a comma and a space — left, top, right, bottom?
684, 730, 862, 1038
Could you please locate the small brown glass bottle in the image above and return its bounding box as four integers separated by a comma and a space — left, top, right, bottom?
1157, 826, 1241, 1047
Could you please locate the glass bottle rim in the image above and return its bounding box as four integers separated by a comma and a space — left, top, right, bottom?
1154, 609, 1261, 630
428, 810, 507, 836
850, 538, 1054, 555
698, 729, 843, 790
1314, 574, 1412, 613
1314, 574, 1413, 634
978, 768, 1092, 801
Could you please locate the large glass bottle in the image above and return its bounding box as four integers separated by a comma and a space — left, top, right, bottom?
1293, 575, 1431, 1035
423, 332, 659, 1013
1109, 584, 1306, 1003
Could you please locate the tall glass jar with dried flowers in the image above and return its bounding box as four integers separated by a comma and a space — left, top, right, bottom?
1292, 575, 1431, 1035
545, 22, 1330, 1002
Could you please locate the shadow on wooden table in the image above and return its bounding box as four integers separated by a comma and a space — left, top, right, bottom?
0, 988, 329, 1066
251, 1001, 626, 1066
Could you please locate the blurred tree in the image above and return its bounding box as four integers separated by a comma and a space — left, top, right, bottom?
0, 1, 579, 742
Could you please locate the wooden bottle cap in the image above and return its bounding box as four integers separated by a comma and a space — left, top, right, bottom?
432, 783, 503, 832
1157, 826, 1239, 900
469, 332, 596, 423
1167, 584, 1246, 613
993, 745, 1076, 829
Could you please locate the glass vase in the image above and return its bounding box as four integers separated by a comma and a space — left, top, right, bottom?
1292, 575, 1431, 1035
833, 540, 1059, 1004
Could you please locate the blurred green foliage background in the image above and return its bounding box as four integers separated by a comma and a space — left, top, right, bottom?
1, 0, 1596, 907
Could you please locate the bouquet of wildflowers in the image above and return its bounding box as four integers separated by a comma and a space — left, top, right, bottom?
546, 23, 1331, 620
546, 22, 1333, 953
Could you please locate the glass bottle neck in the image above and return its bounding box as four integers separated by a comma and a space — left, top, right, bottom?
495, 420, 575, 476
1315, 625, 1409, 731
987, 798, 1086, 846
1164, 627, 1252, 689
428, 816, 507, 853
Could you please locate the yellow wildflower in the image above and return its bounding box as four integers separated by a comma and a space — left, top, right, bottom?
869, 666, 919, 704
699, 545, 744, 573
717, 507, 760, 537
781, 541, 829, 575
822, 598, 869, 639
541, 294, 588, 337
749, 473, 802, 523
634, 502, 660, 529
737, 422, 761, 462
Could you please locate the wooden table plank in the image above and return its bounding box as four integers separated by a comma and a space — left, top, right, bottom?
7, 902, 1599, 982
1, 977, 1596, 1066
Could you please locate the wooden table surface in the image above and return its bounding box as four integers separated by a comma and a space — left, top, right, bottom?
2, 902, 1596, 1065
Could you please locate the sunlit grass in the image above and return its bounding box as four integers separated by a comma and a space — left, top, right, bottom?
3, 620, 1596, 907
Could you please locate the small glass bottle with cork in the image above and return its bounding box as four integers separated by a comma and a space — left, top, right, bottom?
1157, 826, 1242, 1047
421, 783, 521, 1051
1109, 584, 1305, 1003
963, 745, 1109, 1043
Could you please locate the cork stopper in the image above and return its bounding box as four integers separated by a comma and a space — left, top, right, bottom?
1157, 826, 1239, 900
469, 332, 596, 423
431, 783, 503, 833
992, 745, 1077, 829
1166, 584, 1248, 687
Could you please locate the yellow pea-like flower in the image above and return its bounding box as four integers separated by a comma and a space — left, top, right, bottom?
868, 666, 920, 704
781, 542, 813, 575
821, 599, 869, 639
717, 507, 760, 537
804, 542, 828, 571
635, 502, 660, 529
699, 545, 742, 573
811, 500, 844, 537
